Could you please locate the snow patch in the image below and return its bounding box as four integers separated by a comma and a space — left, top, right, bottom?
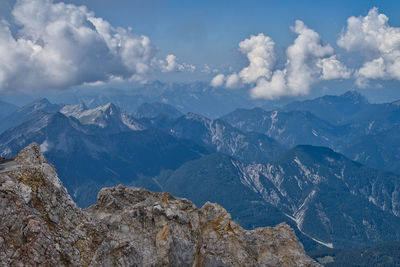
312, 129, 318, 136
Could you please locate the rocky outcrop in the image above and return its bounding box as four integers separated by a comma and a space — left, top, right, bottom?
0, 143, 319, 266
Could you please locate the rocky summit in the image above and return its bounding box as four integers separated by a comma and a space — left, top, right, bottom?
0, 143, 319, 266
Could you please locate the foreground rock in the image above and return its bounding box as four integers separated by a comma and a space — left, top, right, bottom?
0, 143, 319, 266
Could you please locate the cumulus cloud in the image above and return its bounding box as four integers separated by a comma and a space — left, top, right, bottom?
317, 56, 352, 80
338, 7, 400, 86
0, 0, 193, 93
212, 20, 350, 99
211, 73, 225, 87
225, 73, 241, 88
250, 70, 287, 99
283, 20, 335, 95
160, 54, 196, 72
201, 64, 219, 74
238, 33, 276, 84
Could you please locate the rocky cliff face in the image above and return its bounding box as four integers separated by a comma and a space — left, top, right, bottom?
0, 143, 319, 266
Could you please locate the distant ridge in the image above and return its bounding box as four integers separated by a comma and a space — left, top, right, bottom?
282, 90, 370, 124
133, 102, 183, 119
0, 98, 60, 133
0, 100, 18, 121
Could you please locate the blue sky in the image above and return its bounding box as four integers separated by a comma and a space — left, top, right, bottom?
2, 0, 400, 102
54, 0, 400, 69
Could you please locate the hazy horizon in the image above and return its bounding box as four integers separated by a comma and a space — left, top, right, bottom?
2, 0, 400, 106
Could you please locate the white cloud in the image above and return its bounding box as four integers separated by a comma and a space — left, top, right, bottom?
225, 73, 241, 88
160, 55, 177, 72
214, 20, 350, 99
180, 63, 196, 73
250, 70, 287, 99
211, 74, 225, 87
317, 56, 352, 80
201, 64, 219, 74
0, 0, 193, 93
238, 33, 276, 83
338, 7, 400, 86
283, 20, 335, 95
160, 54, 195, 73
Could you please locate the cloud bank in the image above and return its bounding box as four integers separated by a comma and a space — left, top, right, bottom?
212, 8, 400, 99
0, 0, 193, 93
338, 7, 400, 87
212, 21, 350, 99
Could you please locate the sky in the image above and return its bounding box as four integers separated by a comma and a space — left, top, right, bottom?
1, 0, 400, 102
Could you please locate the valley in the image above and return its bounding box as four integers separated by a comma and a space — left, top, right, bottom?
1, 90, 400, 255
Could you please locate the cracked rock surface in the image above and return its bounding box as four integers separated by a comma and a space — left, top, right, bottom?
0, 143, 319, 266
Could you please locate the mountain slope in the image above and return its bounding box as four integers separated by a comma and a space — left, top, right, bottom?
60, 102, 145, 133
221, 94, 400, 173
342, 125, 400, 174
150, 112, 285, 163
282, 91, 370, 124
146, 153, 323, 251
0, 98, 60, 134
0, 100, 18, 121
250, 145, 400, 248
0, 111, 208, 207
147, 145, 400, 250
221, 108, 345, 148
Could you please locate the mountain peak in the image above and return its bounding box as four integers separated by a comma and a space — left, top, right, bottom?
340, 90, 369, 104
34, 97, 51, 104
63, 102, 145, 132
16, 98, 61, 115
14, 142, 46, 166
78, 102, 121, 120
98, 102, 118, 112
25, 98, 51, 109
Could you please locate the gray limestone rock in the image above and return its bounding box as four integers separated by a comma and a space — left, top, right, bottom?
0, 143, 319, 266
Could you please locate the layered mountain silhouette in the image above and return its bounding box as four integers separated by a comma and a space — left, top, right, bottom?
1, 91, 400, 252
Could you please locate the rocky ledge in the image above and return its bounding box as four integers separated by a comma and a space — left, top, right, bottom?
0, 143, 319, 266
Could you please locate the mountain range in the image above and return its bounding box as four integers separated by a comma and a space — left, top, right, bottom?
143, 146, 400, 249
33, 81, 270, 118
221, 90, 400, 174
138, 112, 285, 163
1, 90, 400, 253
